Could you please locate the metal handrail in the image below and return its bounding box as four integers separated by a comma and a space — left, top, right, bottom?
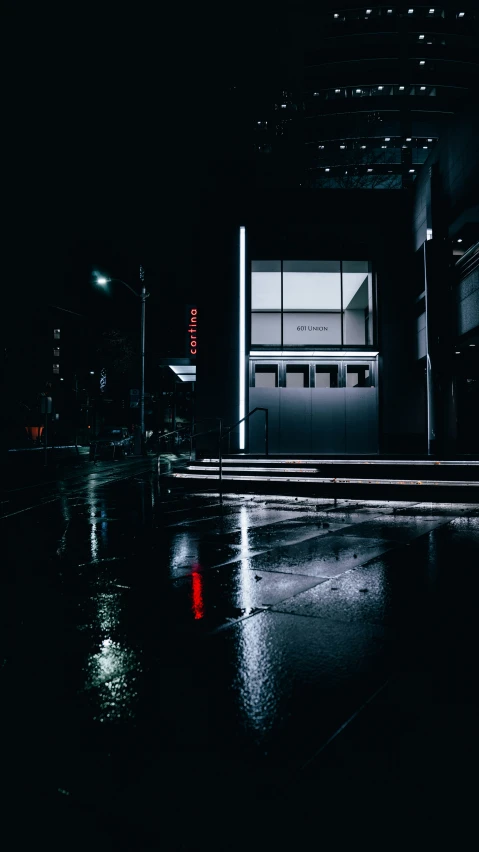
156, 426, 191, 458
156, 419, 222, 462
222, 408, 269, 452
158, 418, 219, 441
217, 408, 269, 503
157, 408, 269, 504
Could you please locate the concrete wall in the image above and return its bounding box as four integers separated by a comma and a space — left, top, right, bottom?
195, 221, 242, 455
195, 187, 425, 455
413, 109, 479, 253
344, 309, 365, 345
457, 268, 479, 338
416, 312, 426, 360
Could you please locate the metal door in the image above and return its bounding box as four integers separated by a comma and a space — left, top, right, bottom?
343, 361, 378, 454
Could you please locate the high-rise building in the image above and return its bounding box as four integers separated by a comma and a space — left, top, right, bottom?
192, 100, 478, 457
251, 2, 478, 189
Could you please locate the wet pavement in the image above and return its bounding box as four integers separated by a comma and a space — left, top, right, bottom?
3, 461, 479, 849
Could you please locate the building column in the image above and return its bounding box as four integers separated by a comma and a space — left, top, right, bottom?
424, 238, 457, 456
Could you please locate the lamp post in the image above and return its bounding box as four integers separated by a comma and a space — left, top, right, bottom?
139, 264, 146, 444
96, 266, 149, 445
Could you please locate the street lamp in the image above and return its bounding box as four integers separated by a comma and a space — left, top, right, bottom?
95, 265, 149, 445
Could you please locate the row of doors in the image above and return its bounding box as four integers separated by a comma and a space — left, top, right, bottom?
249, 359, 378, 455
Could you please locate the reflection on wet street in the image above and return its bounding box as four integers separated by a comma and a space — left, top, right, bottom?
3, 462, 479, 849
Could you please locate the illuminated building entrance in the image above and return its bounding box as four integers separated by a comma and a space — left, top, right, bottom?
246, 258, 379, 455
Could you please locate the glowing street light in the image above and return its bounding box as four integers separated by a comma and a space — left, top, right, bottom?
94, 268, 149, 445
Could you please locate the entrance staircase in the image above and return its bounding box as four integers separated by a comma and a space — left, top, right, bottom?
168, 456, 479, 502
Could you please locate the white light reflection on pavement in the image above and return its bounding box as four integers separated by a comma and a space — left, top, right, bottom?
57, 493, 71, 557
239, 505, 253, 612
90, 521, 99, 562
169, 531, 199, 579
83, 591, 141, 723
235, 505, 277, 740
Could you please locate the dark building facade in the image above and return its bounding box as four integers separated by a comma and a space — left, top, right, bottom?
195, 104, 478, 458
411, 105, 479, 454
29, 306, 97, 445
196, 189, 415, 455
251, 2, 478, 190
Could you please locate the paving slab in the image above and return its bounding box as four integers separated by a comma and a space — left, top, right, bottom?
334, 514, 449, 541
272, 555, 430, 629
232, 533, 395, 578
5, 472, 479, 852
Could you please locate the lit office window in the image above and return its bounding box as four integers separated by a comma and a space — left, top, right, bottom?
54, 329, 60, 339
283, 261, 341, 310
251, 313, 281, 345
250, 259, 374, 348
251, 260, 281, 309
53, 348, 60, 358
254, 365, 278, 387
284, 312, 342, 345
315, 366, 339, 388
346, 365, 373, 387
286, 365, 309, 388
53, 364, 60, 374
343, 261, 371, 345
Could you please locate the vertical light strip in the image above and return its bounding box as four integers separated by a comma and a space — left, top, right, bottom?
239, 226, 246, 448
424, 241, 432, 456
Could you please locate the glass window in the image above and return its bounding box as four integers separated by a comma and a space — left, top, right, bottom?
251, 260, 281, 309
251, 312, 281, 345
53, 364, 60, 374
343, 261, 371, 345
344, 309, 367, 344
283, 312, 341, 345
254, 365, 278, 388
286, 365, 309, 388
346, 365, 373, 387
283, 260, 341, 310
315, 365, 339, 388
54, 329, 60, 339
250, 258, 374, 349
53, 348, 60, 357
342, 261, 368, 306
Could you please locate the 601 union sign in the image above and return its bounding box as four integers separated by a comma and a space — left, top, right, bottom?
297, 325, 328, 331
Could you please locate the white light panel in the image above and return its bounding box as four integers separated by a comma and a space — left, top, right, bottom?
239, 227, 246, 448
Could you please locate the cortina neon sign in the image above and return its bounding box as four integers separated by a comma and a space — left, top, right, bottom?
188, 308, 198, 355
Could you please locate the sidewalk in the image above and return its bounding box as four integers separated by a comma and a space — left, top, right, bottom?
1, 444, 90, 482
1, 446, 175, 491
4, 473, 478, 849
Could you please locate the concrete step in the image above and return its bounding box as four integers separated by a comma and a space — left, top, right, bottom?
167, 456, 479, 502
186, 457, 479, 481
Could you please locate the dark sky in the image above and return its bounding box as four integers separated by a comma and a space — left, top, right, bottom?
4, 1, 305, 356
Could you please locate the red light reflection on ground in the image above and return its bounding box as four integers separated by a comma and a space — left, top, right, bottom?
191, 566, 204, 620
